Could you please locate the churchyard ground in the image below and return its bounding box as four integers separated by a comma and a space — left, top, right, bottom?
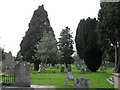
31, 64, 114, 88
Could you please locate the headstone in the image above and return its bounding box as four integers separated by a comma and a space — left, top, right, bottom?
61, 66, 65, 72
67, 64, 71, 72
74, 78, 90, 88
109, 76, 114, 83
55, 64, 59, 69
80, 68, 85, 74
66, 72, 74, 80
56, 65, 59, 69
64, 78, 70, 86
49, 64, 53, 69
65, 72, 75, 86
15, 61, 30, 87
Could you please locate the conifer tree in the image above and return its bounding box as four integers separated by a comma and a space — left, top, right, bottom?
75, 17, 102, 72
34, 31, 59, 72
58, 27, 74, 71
20, 5, 54, 70
97, 2, 120, 73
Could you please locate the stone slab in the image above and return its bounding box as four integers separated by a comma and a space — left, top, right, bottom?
2, 84, 56, 90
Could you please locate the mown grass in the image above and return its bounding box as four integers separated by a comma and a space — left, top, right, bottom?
31, 65, 114, 88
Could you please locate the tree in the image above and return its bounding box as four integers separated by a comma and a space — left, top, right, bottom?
58, 27, 74, 71
0, 48, 5, 61
33, 31, 59, 72
97, 2, 120, 73
0, 48, 2, 61
16, 51, 23, 61
75, 17, 102, 72
20, 5, 54, 70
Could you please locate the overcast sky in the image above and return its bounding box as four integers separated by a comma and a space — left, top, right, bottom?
0, 0, 100, 56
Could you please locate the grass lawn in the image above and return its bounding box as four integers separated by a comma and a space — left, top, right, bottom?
31, 65, 114, 88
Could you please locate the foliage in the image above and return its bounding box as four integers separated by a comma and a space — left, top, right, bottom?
20, 5, 54, 70
33, 31, 59, 72
75, 17, 102, 72
58, 27, 74, 70
16, 50, 23, 61
72, 53, 82, 62
97, 2, 120, 73
0, 48, 5, 61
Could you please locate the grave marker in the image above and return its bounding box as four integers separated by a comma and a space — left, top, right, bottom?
15, 61, 30, 87
74, 78, 90, 88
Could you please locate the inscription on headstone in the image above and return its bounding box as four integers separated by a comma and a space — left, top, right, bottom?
15, 61, 30, 87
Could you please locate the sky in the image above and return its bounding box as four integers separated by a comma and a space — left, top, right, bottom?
0, 0, 101, 56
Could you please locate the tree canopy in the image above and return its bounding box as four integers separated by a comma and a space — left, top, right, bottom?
75, 17, 102, 72
33, 31, 59, 72
34, 31, 59, 65
20, 5, 54, 70
97, 2, 120, 73
58, 27, 74, 71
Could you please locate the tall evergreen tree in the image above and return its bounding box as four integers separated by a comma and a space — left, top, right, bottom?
97, 2, 120, 73
58, 27, 74, 71
20, 5, 54, 70
75, 17, 102, 72
33, 31, 59, 72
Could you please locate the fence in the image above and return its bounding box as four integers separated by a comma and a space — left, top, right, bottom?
2, 68, 15, 85
1, 61, 30, 87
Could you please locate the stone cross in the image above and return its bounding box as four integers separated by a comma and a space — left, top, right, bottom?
74, 78, 90, 88
15, 61, 30, 87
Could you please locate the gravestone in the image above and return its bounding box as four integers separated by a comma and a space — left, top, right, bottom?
67, 64, 71, 72
74, 78, 90, 88
64, 72, 75, 86
54, 64, 59, 69
64, 78, 70, 86
80, 68, 85, 74
86, 67, 91, 72
15, 61, 30, 87
61, 66, 65, 72
76, 64, 80, 70
66, 72, 75, 80
56, 65, 59, 69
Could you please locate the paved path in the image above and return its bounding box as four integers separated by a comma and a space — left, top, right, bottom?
2, 84, 56, 90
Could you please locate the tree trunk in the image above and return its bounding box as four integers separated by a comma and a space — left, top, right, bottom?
68, 64, 72, 72
38, 63, 46, 73
65, 63, 68, 68
116, 45, 120, 73
114, 42, 118, 72
34, 60, 39, 70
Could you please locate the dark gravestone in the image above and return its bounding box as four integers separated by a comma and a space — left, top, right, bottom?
80, 68, 85, 74
15, 61, 30, 87
74, 78, 90, 88
61, 66, 65, 72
